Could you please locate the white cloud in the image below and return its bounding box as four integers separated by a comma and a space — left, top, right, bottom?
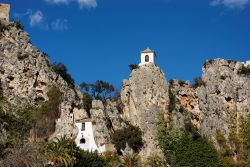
78, 0, 97, 8
29, 10, 49, 30
15, 10, 69, 31
210, 0, 250, 9
51, 19, 68, 31
46, 0, 69, 4
45, 0, 97, 8
29, 11, 43, 27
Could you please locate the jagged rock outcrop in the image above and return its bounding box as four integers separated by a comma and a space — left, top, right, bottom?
91, 100, 126, 146
0, 26, 88, 139
1, 23, 250, 162
169, 79, 201, 130
121, 63, 169, 158
168, 59, 250, 149
198, 59, 250, 141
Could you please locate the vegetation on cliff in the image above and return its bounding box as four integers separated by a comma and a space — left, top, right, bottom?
157, 113, 219, 167
111, 123, 143, 155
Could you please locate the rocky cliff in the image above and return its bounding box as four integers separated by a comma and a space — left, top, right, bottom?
0, 24, 124, 147
1, 22, 250, 162
121, 63, 169, 157
169, 59, 250, 148
0, 25, 87, 139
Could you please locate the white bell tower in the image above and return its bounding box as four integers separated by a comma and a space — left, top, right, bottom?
139, 47, 156, 66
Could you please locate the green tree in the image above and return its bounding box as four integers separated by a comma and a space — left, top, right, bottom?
157, 112, 219, 167
111, 124, 143, 155
46, 137, 80, 167
80, 80, 115, 101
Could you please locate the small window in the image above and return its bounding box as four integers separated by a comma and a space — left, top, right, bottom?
80, 138, 86, 144
145, 55, 149, 62
81, 123, 85, 131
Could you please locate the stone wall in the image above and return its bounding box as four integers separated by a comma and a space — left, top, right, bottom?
0, 4, 10, 23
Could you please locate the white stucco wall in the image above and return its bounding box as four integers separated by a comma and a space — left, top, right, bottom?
75, 121, 99, 152
140, 52, 155, 65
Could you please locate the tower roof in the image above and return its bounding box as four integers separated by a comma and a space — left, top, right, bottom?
141, 47, 154, 53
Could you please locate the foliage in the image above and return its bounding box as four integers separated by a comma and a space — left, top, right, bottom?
192, 77, 206, 88
129, 64, 139, 71
238, 65, 250, 75
168, 88, 176, 112
216, 130, 226, 145
157, 112, 219, 167
74, 150, 106, 167
3, 21, 24, 31
46, 137, 80, 167
103, 151, 122, 167
178, 80, 185, 86
111, 124, 143, 155
121, 153, 140, 167
1, 143, 46, 167
0, 86, 62, 141
52, 62, 75, 86
237, 116, 250, 165
203, 59, 215, 68
32, 86, 62, 139
80, 80, 115, 101
144, 155, 165, 167
82, 93, 93, 117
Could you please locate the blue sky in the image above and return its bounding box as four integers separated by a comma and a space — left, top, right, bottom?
2, 0, 250, 88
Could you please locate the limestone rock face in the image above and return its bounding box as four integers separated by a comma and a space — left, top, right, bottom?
169, 59, 250, 148
120, 63, 169, 158
0, 27, 88, 139
169, 80, 201, 129
91, 100, 125, 146
198, 59, 250, 141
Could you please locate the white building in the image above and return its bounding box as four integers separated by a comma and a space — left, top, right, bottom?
139, 47, 156, 65
75, 119, 115, 153
75, 119, 99, 152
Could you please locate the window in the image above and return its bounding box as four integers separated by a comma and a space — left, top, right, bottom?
145, 55, 149, 62
81, 123, 85, 131
80, 138, 86, 144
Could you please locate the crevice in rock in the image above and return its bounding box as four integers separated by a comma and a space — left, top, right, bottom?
225, 96, 232, 102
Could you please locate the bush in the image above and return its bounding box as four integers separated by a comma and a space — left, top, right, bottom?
216, 130, 226, 145
111, 124, 143, 155
121, 153, 140, 167
74, 150, 106, 167
103, 152, 121, 167
178, 80, 185, 86
203, 59, 215, 68
52, 62, 75, 86
238, 66, 250, 76
168, 88, 176, 112
145, 155, 165, 167
3, 21, 24, 31
32, 86, 62, 138
157, 113, 219, 167
129, 64, 139, 71
0, 86, 62, 140
192, 77, 206, 88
